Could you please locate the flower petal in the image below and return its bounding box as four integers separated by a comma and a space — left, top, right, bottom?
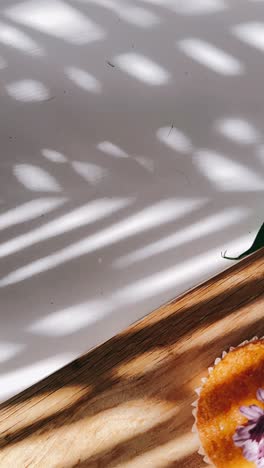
257, 461, 264, 468
243, 440, 259, 462
257, 388, 264, 403
233, 426, 252, 446
240, 405, 264, 420
257, 456, 264, 468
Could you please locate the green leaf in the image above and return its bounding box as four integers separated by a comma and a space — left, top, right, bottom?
222, 222, 264, 260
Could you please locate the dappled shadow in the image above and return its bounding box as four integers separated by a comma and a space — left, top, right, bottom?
67, 413, 189, 468
0, 250, 263, 467
166, 452, 206, 468
0, 0, 264, 414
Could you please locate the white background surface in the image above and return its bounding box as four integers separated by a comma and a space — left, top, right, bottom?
0, 0, 264, 402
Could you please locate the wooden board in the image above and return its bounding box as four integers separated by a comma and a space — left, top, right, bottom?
1, 249, 264, 467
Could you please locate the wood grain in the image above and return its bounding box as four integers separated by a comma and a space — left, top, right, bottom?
1, 250, 264, 467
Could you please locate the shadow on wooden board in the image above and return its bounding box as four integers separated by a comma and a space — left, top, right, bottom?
0, 249, 264, 467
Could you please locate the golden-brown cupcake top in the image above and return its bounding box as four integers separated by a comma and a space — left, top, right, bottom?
196, 340, 264, 467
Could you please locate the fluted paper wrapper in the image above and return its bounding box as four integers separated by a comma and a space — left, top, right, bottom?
192, 336, 263, 466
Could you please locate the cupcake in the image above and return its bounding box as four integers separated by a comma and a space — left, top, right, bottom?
193, 338, 264, 467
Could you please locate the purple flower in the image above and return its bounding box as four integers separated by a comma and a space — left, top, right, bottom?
233, 389, 264, 467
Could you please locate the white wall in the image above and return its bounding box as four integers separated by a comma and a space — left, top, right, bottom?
0, 0, 264, 402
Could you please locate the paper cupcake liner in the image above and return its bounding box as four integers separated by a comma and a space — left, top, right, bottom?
192, 335, 264, 466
